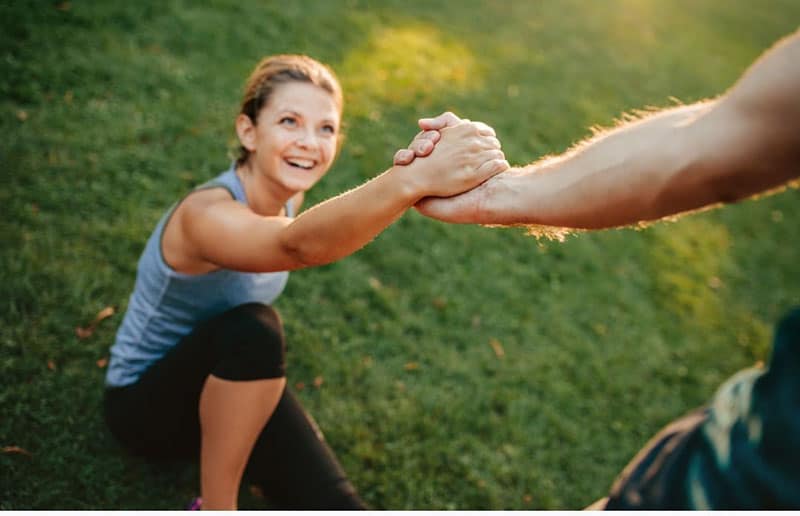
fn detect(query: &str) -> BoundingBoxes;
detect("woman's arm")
[176,121,508,273]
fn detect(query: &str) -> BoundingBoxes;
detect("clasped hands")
[394,112,512,223]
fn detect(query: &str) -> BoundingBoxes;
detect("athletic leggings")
[103,303,366,510]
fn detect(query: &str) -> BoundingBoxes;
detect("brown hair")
[235,54,343,166]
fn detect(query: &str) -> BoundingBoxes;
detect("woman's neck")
[235,162,291,217]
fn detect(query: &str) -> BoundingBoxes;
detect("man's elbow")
[706,158,799,207]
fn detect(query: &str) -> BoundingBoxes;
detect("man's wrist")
[482,168,538,225]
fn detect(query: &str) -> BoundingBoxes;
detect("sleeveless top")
[105,165,293,387]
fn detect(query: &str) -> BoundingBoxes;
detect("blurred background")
[2,0,799,509]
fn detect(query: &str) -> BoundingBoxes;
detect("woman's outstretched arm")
[178,120,508,272]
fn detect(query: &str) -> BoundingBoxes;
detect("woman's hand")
[393,130,441,165]
[393,112,467,165]
[400,118,509,199]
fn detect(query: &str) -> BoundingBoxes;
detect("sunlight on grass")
[646,217,772,359]
[605,0,660,47]
[337,24,482,118]
[647,218,730,324]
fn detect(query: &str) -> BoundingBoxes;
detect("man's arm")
[415,29,800,229]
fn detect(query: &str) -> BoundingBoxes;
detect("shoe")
[186,497,202,511]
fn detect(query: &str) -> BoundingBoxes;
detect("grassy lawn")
[2,0,799,510]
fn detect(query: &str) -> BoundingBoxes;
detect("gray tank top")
[105,165,292,387]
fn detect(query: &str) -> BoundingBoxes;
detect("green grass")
[2,0,799,510]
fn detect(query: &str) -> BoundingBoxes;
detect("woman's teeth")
[286,158,314,170]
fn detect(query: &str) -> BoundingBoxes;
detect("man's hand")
[413,182,489,223]
[414,169,521,224]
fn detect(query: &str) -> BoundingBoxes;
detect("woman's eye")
[321,124,336,135]
[279,117,297,126]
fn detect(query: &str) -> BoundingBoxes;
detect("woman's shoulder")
[161,186,242,275]
[181,166,241,209]
[193,166,243,201]
[179,186,240,222]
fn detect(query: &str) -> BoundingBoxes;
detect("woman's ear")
[235,113,257,152]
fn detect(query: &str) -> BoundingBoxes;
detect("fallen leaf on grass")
[75,306,116,339]
[2,446,32,457]
[295,382,305,391]
[404,362,419,371]
[432,297,447,309]
[16,110,28,122]
[489,338,505,358]
[75,327,93,339]
[96,357,108,368]
[313,376,324,388]
[47,360,56,371]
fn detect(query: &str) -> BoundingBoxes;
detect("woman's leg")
[199,375,285,509]
[104,303,288,508]
[244,388,368,510]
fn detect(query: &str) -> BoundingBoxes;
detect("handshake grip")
[394,111,498,166]
[403,116,507,200]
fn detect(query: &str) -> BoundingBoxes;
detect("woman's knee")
[211,303,287,381]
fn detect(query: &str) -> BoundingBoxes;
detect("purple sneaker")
[186,497,202,511]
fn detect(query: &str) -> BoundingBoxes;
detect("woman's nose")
[295,129,317,149]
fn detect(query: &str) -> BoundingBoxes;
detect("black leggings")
[103,303,366,510]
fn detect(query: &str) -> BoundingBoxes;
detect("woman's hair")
[236,54,343,166]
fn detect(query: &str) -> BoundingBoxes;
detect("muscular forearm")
[493,31,800,230]
[489,102,717,229]
[417,29,800,230]
[486,92,797,230]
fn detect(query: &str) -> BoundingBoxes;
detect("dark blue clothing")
[606,307,800,509]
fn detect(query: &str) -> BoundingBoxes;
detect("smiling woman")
[100,53,508,510]
[234,82,340,218]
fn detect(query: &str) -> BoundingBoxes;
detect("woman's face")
[240,81,341,195]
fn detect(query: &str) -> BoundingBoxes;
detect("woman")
[103,54,507,510]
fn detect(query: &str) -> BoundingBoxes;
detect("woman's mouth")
[285,158,315,170]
